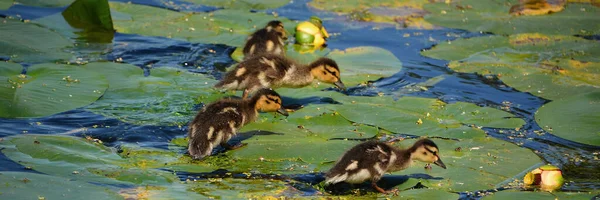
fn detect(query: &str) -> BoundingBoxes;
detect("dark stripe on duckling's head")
[251,88,282,100]
[266,20,284,28]
[309,57,339,71]
[410,138,439,152]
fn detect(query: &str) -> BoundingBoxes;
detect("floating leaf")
[62,0,113,31]
[0,19,73,63]
[327,46,403,86]
[421,34,600,100]
[308,0,435,29]
[13,0,73,7]
[329,92,525,138]
[0,0,13,9]
[183,0,290,10]
[0,172,121,199]
[83,62,224,126]
[0,134,177,185]
[424,0,600,35]
[483,190,597,200]
[536,92,600,146]
[109,2,293,47]
[0,62,107,118]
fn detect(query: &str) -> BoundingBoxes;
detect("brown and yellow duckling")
[215,54,346,98]
[324,139,446,194]
[242,20,287,58]
[188,88,288,160]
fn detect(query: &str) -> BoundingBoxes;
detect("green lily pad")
[393,188,459,199]
[424,0,600,35]
[327,46,403,86]
[398,137,541,192]
[421,34,600,100]
[183,0,290,10]
[62,0,114,31]
[13,0,73,7]
[0,62,107,118]
[0,1,13,9]
[83,62,224,126]
[483,190,598,200]
[0,172,121,200]
[536,92,600,146]
[329,92,525,139]
[0,19,73,63]
[308,0,435,29]
[0,134,177,185]
[109,2,293,47]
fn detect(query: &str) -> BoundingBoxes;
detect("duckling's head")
[309,57,345,90]
[410,139,446,169]
[265,20,288,40]
[251,88,288,116]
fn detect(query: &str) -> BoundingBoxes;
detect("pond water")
[1,0,599,199]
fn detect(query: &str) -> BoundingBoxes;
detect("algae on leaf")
[109,2,293,47]
[424,0,600,35]
[83,62,224,126]
[0,62,107,118]
[0,172,121,200]
[0,19,73,63]
[483,190,597,200]
[536,92,600,146]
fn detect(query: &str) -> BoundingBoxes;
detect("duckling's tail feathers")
[324,173,348,185]
[188,137,212,160]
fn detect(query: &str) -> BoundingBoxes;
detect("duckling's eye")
[322,71,327,75]
[423,152,427,156]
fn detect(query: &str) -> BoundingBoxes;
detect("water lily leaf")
[536,92,600,146]
[329,93,524,139]
[62,0,114,31]
[0,1,13,9]
[421,34,600,100]
[483,190,597,200]
[109,2,293,47]
[398,137,542,192]
[394,188,459,199]
[424,0,600,35]
[0,19,73,63]
[0,134,177,185]
[0,172,121,199]
[308,0,435,29]
[13,0,73,7]
[183,0,289,10]
[327,46,403,86]
[83,62,224,126]
[0,62,107,118]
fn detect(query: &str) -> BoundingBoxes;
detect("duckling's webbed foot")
[222,142,247,150]
[371,182,399,195]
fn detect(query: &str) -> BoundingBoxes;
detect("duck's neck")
[240,98,260,125]
[389,147,415,172]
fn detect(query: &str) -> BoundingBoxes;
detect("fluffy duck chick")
[215,54,345,98]
[325,139,446,193]
[243,20,287,58]
[188,88,288,160]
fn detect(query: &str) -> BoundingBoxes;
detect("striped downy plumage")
[187,88,288,160]
[324,139,446,194]
[242,20,287,58]
[215,54,345,98]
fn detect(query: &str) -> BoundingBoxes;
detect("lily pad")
[0,172,121,200]
[483,190,598,200]
[308,0,435,29]
[82,62,223,126]
[327,46,403,86]
[13,0,73,7]
[424,0,600,35]
[329,92,525,139]
[536,92,600,146]
[0,134,177,185]
[183,0,290,10]
[109,2,293,47]
[0,62,107,118]
[421,34,600,100]
[398,137,542,192]
[0,19,73,63]
[0,1,12,9]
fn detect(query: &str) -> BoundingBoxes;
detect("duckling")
[242,20,287,58]
[188,88,288,160]
[215,54,345,99]
[324,139,446,194]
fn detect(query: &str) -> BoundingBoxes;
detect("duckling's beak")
[277,108,289,116]
[334,80,346,90]
[434,157,447,169]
